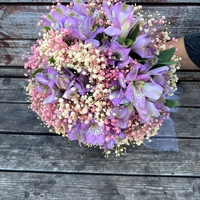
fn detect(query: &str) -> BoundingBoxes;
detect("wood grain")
[0,0,199,199]
[0,40,35,66]
[0,172,199,200]
[0,103,48,133]
[0,103,199,138]
[177,82,200,107]
[0,5,200,39]
[0,134,200,176]
[177,71,200,81]
[0,67,25,77]
[0,78,27,103]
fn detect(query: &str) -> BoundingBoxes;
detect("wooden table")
[0,0,200,199]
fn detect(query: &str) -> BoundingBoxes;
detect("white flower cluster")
[57,43,113,130]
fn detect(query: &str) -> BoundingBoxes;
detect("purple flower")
[67,119,107,146]
[42,0,103,46]
[109,89,129,106]
[42,5,70,29]
[103,39,132,68]
[85,124,106,146]
[64,15,103,46]
[103,2,141,38]
[154,93,170,112]
[72,0,88,16]
[62,73,89,99]
[132,32,153,58]
[103,131,126,152]
[126,63,140,81]
[125,81,163,122]
[35,67,88,104]
[35,68,61,104]
[67,121,89,142]
[110,105,135,129]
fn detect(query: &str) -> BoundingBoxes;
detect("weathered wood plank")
[0,134,200,176]
[0,77,200,107]
[0,40,35,66]
[0,103,49,133]
[0,172,199,200]
[177,71,200,81]
[0,103,199,137]
[177,82,200,107]
[0,78,27,103]
[170,109,200,138]
[0,5,200,39]
[0,67,25,77]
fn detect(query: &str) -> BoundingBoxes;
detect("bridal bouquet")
[24,0,181,156]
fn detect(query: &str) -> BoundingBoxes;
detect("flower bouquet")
[24,0,181,156]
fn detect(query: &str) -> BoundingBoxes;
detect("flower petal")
[62,88,76,99]
[135,74,150,82]
[86,39,100,47]
[97,135,106,146]
[43,93,56,104]
[117,118,128,129]
[136,106,150,122]
[126,83,145,108]
[146,100,160,117]
[118,72,126,88]
[106,139,115,149]
[104,26,122,36]
[126,64,140,81]
[149,66,169,75]
[153,75,167,87]
[35,74,49,85]
[143,82,163,101]
[111,107,127,119]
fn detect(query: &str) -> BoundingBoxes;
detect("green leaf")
[30,68,45,78]
[117,138,123,143]
[158,47,176,64]
[118,37,126,46]
[127,24,140,42]
[49,57,55,64]
[157,61,178,65]
[125,39,134,47]
[153,61,178,68]
[110,86,116,90]
[94,33,102,42]
[165,99,180,108]
[44,26,51,32]
[47,14,56,23]
[63,39,71,46]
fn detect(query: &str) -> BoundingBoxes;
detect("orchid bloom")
[68,121,106,146]
[132,32,153,58]
[103,2,141,39]
[102,39,132,68]
[64,14,104,46]
[42,5,70,29]
[35,67,90,104]
[62,0,103,46]
[43,0,103,46]
[85,124,106,146]
[125,81,163,122]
